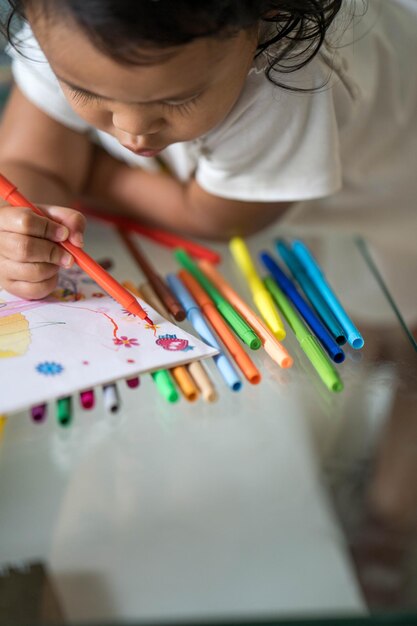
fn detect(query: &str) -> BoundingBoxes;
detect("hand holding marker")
[0,174,153,326]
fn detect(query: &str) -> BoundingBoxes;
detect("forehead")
[30,11,251,102]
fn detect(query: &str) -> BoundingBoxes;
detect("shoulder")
[194,56,345,202]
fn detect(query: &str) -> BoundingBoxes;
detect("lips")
[122,144,163,157]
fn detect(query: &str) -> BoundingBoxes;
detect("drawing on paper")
[0,265,218,414]
[156,334,194,352]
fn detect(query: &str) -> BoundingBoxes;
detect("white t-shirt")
[6,0,417,316]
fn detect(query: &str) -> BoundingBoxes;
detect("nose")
[112,107,163,138]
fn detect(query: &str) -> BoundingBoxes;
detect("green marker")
[264,277,343,393]
[56,396,73,426]
[151,370,179,403]
[174,248,261,350]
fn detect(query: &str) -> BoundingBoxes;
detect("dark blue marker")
[259,251,345,364]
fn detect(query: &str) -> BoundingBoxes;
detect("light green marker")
[264,277,343,393]
[151,370,179,403]
[174,248,261,350]
[56,396,72,426]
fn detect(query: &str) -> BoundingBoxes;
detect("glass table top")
[0,221,416,626]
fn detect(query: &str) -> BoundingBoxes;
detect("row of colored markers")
[19,216,364,427]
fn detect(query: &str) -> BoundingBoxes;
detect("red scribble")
[100,311,122,341]
[57,303,122,341]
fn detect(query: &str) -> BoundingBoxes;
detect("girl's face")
[31,14,259,156]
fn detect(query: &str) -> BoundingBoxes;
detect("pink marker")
[80,390,95,409]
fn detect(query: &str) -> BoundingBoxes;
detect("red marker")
[78,204,221,264]
[0,174,154,326]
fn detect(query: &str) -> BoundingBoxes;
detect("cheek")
[67,99,112,129]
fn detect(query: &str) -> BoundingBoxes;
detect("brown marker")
[118,229,186,321]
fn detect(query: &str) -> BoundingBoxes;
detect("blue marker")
[167,274,242,391]
[291,240,364,349]
[276,240,347,345]
[259,252,345,364]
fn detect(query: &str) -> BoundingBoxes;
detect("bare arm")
[85,146,292,240]
[0,86,93,298]
[0,85,93,204]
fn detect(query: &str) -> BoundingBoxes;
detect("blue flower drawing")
[36,361,64,376]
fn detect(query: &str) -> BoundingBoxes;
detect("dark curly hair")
[2,0,344,89]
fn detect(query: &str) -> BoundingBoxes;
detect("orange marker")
[0,174,153,325]
[178,270,261,385]
[170,367,199,402]
[198,261,293,369]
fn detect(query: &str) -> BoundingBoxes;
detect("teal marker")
[276,240,347,345]
[174,249,261,350]
[292,240,364,349]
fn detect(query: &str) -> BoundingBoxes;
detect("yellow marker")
[229,237,286,340]
[0,415,6,437]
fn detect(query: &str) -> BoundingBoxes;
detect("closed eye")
[66,83,202,112]
[161,94,202,114]
[67,86,102,106]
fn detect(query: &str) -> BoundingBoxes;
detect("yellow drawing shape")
[0,311,31,358]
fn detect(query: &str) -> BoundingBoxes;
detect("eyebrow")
[56,75,204,104]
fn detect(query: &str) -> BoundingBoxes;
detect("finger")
[2,274,59,300]
[0,232,73,266]
[40,205,86,247]
[0,258,59,283]
[0,206,70,243]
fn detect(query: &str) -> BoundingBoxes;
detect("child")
[0,0,416,307]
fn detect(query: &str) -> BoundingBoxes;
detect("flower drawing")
[155,334,193,352]
[113,336,139,348]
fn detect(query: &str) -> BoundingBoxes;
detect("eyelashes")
[68,87,201,114]
[69,88,102,106]
[161,95,200,115]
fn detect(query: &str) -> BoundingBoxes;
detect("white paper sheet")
[0,265,217,414]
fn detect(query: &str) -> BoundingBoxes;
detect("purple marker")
[31,404,47,423]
